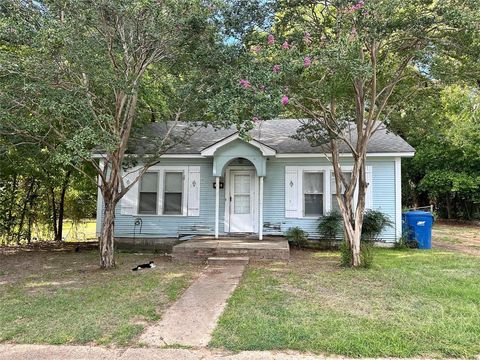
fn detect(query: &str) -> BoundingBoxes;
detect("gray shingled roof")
[131,119,414,155]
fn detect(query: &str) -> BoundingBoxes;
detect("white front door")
[229,170,255,232]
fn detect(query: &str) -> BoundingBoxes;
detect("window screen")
[233,174,251,214]
[138,172,158,214]
[304,172,323,216]
[164,172,183,215]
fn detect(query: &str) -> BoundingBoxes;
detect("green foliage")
[391,84,480,220]
[285,226,308,249]
[361,210,394,242]
[339,241,374,269]
[318,210,343,241]
[330,209,392,267]
[394,233,418,250]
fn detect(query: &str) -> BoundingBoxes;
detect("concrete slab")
[139,264,245,347]
[1,344,430,360]
[173,237,290,262]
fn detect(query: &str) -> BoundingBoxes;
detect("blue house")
[95,119,414,247]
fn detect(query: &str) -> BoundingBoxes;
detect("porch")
[172,236,290,263]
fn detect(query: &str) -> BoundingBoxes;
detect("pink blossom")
[347,0,365,13]
[303,56,312,67]
[252,116,259,123]
[281,95,289,106]
[282,41,290,49]
[272,64,281,73]
[239,79,252,89]
[304,32,312,45]
[267,34,275,45]
[252,46,262,54]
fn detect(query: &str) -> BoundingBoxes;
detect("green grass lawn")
[210,248,480,358]
[62,220,97,241]
[0,251,201,346]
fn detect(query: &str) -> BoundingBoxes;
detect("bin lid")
[403,210,434,219]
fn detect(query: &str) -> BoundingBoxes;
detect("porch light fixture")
[213,181,224,189]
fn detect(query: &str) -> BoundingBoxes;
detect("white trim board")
[276,152,415,158]
[92,151,414,159]
[394,157,402,241]
[200,133,277,156]
[95,159,105,237]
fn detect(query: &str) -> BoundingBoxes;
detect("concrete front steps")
[172,237,290,263]
[207,256,250,266]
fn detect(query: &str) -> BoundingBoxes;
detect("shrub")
[340,241,374,268]
[318,210,343,241]
[394,233,419,249]
[285,226,308,248]
[361,209,394,241]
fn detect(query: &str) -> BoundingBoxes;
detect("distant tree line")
[0,146,96,245]
[390,84,480,220]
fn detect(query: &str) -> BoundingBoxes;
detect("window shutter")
[187,166,201,216]
[285,167,299,218]
[121,169,139,215]
[365,166,373,209]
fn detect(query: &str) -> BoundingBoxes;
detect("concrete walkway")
[0,344,388,360]
[140,264,245,347]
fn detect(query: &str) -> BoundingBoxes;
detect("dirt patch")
[0,241,98,256]
[0,250,172,287]
[432,223,480,256]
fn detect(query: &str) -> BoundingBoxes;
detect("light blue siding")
[112,158,226,237]
[263,157,397,241]
[105,156,398,242]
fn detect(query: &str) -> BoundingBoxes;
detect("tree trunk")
[17,178,35,245]
[331,141,367,268]
[100,196,116,269]
[56,171,71,242]
[445,194,452,219]
[6,174,17,243]
[49,186,59,241]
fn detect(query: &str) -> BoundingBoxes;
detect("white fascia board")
[275,152,415,158]
[200,133,277,156]
[91,153,205,159]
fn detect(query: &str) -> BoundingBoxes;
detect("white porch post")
[259,176,264,240]
[394,157,402,241]
[215,176,220,239]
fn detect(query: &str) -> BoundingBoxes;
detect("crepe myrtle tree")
[0,0,222,268]
[211,0,478,266]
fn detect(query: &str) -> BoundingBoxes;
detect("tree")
[390,84,480,219]
[1,0,222,267]
[210,0,479,266]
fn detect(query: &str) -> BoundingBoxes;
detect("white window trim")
[138,171,160,215]
[137,166,189,217]
[286,165,372,219]
[301,169,327,218]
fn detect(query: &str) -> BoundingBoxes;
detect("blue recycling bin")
[402,211,434,249]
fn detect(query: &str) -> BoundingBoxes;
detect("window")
[163,172,183,215]
[233,174,251,214]
[303,172,323,216]
[138,172,158,214]
[331,171,352,212]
